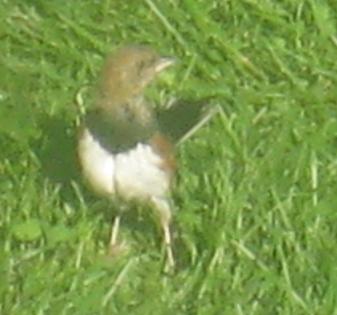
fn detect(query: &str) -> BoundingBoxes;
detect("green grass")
[1,0,337,314]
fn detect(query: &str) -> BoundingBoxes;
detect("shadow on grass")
[37,115,78,184]
[32,113,90,209]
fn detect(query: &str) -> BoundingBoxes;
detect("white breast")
[78,128,116,196]
[114,142,171,200]
[78,128,171,201]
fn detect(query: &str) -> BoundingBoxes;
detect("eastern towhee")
[78,46,177,268]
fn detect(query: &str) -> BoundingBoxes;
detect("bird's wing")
[156,100,212,145]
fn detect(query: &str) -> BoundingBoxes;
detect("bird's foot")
[163,246,175,273]
[108,240,129,258]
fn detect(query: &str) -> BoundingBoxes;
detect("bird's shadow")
[35,114,82,203]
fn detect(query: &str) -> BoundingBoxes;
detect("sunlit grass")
[1,1,337,314]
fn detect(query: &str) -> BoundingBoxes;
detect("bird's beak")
[154,57,176,73]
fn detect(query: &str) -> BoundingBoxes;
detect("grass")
[1,0,337,314]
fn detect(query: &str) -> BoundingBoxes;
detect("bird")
[77,45,177,268]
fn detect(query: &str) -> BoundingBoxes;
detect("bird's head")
[99,46,175,107]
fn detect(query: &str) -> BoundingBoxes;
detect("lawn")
[1,0,337,314]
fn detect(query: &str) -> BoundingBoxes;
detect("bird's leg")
[162,219,174,269]
[108,213,129,257]
[110,214,121,246]
[151,196,175,269]
[108,202,130,257]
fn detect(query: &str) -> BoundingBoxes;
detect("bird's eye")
[138,60,147,71]
[136,60,150,78]
[138,58,151,71]
[135,56,157,82]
